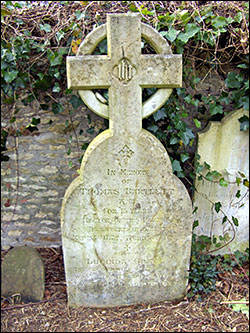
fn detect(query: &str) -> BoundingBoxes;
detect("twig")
[220,300,249,305]
[1,295,65,311]
[229,249,249,282]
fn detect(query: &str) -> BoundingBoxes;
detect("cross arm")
[67,55,111,89]
[139,54,182,88]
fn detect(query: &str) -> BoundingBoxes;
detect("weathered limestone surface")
[1,246,45,303]
[61,14,193,307]
[193,109,249,254]
[1,99,102,249]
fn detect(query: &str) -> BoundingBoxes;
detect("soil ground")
[1,247,249,332]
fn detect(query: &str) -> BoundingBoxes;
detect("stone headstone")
[61,13,193,307]
[1,246,45,303]
[193,109,249,255]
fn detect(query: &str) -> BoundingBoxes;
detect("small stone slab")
[1,246,45,303]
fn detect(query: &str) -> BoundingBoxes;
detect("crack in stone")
[94,247,108,272]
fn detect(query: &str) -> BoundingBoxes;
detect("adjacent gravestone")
[193,109,249,255]
[61,13,193,307]
[1,246,45,303]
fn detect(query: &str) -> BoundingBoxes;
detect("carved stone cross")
[67,13,182,137]
[61,13,193,308]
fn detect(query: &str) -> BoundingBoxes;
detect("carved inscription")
[113,58,136,83]
[62,165,171,280]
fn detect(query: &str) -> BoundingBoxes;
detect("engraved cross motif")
[67,13,182,138]
[119,145,134,159]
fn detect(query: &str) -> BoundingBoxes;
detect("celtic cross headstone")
[61,13,193,307]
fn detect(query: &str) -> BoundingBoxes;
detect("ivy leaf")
[56,30,65,43]
[236,177,242,186]
[211,16,228,28]
[222,216,227,224]
[235,11,243,23]
[147,125,158,133]
[215,202,222,213]
[180,153,189,162]
[50,55,63,67]
[236,190,241,198]
[193,220,199,229]
[161,27,180,42]
[210,103,223,116]
[69,95,84,109]
[75,10,85,20]
[153,108,166,121]
[205,171,213,181]
[52,102,63,114]
[177,10,191,24]
[81,143,89,150]
[219,91,230,104]
[238,115,249,131]
[194,118,201,128]
[52,82,61,92]
[177,24,199,43]
[219,178,229,187]
[30,117,40,126]
[179,128,195,145]
[172,159,182,173]
[225,72,243,89]
[204,162,211,170]
[232,216,239,227]
[211,170,222,178]
[3,70,18,83]
[40,23,51,33]
[170,137,179,145]
[230,300,249,318]
[86,127,94,134]
[238,96,249,111]
[237,63,248,69]
[243,179,249,188]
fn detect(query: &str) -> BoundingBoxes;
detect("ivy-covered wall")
[1,1,249,250]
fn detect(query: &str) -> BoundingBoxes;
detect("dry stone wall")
[1,97,105,249]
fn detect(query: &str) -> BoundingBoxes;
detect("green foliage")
[188,234,219,297]
[223,249,249,270]
[229,299,249,318]
[189,230,249,298]
[238,115,249,131]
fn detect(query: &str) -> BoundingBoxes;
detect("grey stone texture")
[1,246,45,303]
